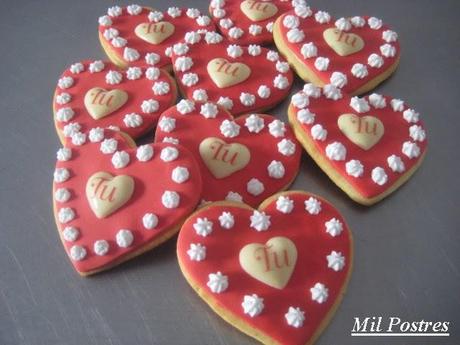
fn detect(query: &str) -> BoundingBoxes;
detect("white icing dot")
[335,17,351,31]
[160,147,179,162]
[310,282,329,303]
[62,226,79,242]
[152,81,170,95]
[277,139,296,156]
[174,56,194,72]
[136,145,154,162]
[105,70,123,85]
[69,245,86,261]
[327,251,345,271]
[311,124,327,141]
[240,93,255,107]
[227,44,243,58]
[62,123,81,138]
[192,89,208,102]
[351,63,369,79]
[187,243,206,261]
[368,93,387,109]
[257,85,271,99]
[116,229,134,248]
[248,44,261,56]
[193,218,213,237]
[383,30,398,43]
[142,213,159,230]
[387,155,405,173]
[145,67,160,80]
[145,52,160,66]
[161,191,180,208]
[345,160,364,177]
[247,178,264,196]
[177,99,195,114]
[217,97,233,110]
[297,108,316,125]
[123,47,140,62]
[182,73,199,87]
[380,44,396,58]
[89,61,105,73]
[94,240,109,256]
[218,212,234,229]
[88,128,104,142]
[314,57,330,71]
[58,207,75,224]
[267,160,285,179]
[55,188,71,203]
[55,92,71,105]
[220,120,240,138]
[141,99,159,113]
[305,197,321,215]
[391,99,405,112]
[326,142,346,161]
[207,271,228,293]
[301,42,317,58]
[287,28,305,43]
[100,138,118,154]
[273,74,289,90]
[245,114,265,133]
[403,109,419,123]
[126,4,142,15]
[159,117,176,133]
[171,166,189,183]
[368,53,384,68]
[57,147,72,161]
[368,17,383,30]
[242,294,264,317]
[56,107,75,123]
[409,125,426,142]
[402,141,421,159]
[123,113,143,128]
[54,168,70,183]
[371,167,388,185]
[325,218,343,237]
[58,76,74,89]
[126,67,142,80]
[315,11,331,24]
[323,84,342,100]
[250,210,271,231]
[276,195,294,214]
[285,307,305,328]
[330,72,348,88]
[228,27,244,39]
[350,96,370,113]
[111,151,130,168]
[225,191,243,203]
[200,103,218,119]
[71,132,86,146]
[268,120,286,138]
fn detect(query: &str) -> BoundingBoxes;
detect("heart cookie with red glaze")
[288,84,428,205]
[209,0,299,45]
[273,8,400,95]
[98,5,215,69]
[154,100,301,207]
[170,31,294,115]
[53,60,176,144]
[177,191,353,345]
[52,129,202,275]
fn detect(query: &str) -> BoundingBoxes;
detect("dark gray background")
[0,0,459,344]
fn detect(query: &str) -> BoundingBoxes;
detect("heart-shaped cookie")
[170,32,294,115]
[209,0,299,45]
[288,84,428,205]
[273,8,400,95]
[154,101,301,207]
[97,5,215,69]
[177,191,353,345]
[53,60,176,144]
[52,129,202,275]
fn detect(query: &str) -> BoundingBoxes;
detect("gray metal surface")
[0,0,459,344]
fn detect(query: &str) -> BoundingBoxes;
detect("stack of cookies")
[51,2,428,344]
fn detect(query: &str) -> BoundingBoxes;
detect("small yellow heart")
[239,237,297,289]
[323,28,365,56]
[134,21,175,45]
[199,137,251,179]
[338,114,384,150]
[84,88,128,120]
[86,172,134,219]
[240,0,278,22]
[207,58,251,88]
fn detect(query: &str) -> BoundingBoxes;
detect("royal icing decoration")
[53,129,202,275]
[98,6,215,68]
[170,35,294,115]
[274,11,400,94]
[155,103,301,207]
[209,0,303,45]
[288,87,428,204]
[53,60,176,143]
[177,191,352,345]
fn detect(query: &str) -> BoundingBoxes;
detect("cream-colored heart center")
[323,28,365,56]
[240,0,278,21]
[239,237,297,289]
[207,58,251,88]
[134,21,175,44]
[199,137,250,179]
[84,88,128,120]
[86,172,134,219]
[338,114,384,150]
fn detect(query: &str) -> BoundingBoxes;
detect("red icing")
[209,0,294,45]
[177,191,352,345]
[53,60,176,141]
[98,7,215,68]
[171,38,294,115]
[290,90,428,199]
[53,130,202,274]
[276,12,401,94]
[154,104,301,207]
